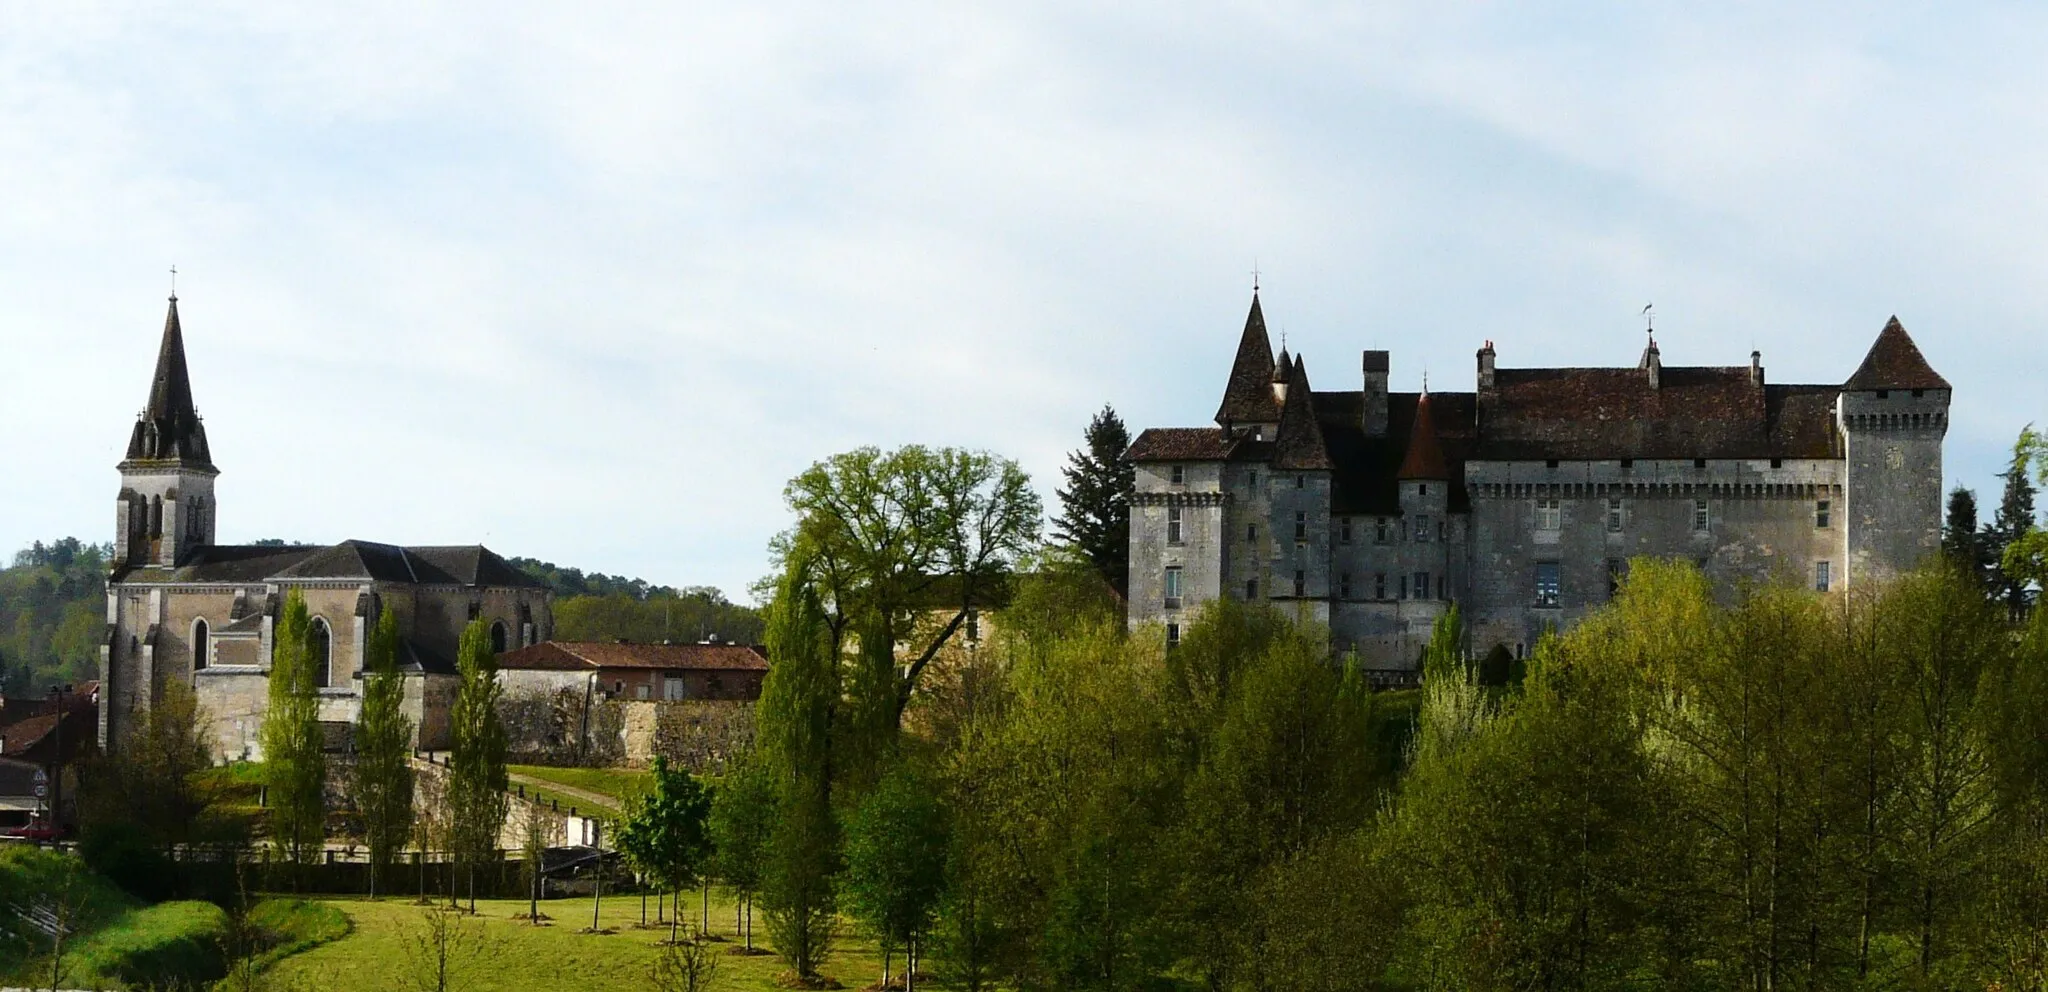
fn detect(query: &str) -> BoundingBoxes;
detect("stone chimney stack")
[1362,350,1389,436]
[1751,350,1763,386]
[1640,337,1661,389]
[1477,341,1496,392]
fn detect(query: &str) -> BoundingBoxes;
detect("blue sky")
[3,3,2042,600]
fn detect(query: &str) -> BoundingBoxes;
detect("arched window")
[192,618,209,672]
[309,617,333,689]
[490,621,508,655]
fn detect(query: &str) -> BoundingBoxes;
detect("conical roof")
[1398,391,1450,480]
[1272,345,1291,383]
[1272,354,1332,470]
[1214,292,1283,425]
[123,296,214,469]
[1844,316,1949,390]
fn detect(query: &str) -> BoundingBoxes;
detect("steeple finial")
[1251,259,1260,295]
[169,264,178,300]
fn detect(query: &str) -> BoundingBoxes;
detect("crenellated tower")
[115,296,218,568]
[1838,316,1949,582]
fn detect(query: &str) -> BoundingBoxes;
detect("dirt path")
[503,770,620,814]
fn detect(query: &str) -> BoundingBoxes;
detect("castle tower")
[1214,291,1283,441]
[115,296,218,568]
[1838,316,1949,582]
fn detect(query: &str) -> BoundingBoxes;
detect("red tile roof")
[1397,393,1450,480]
[1844,317,1949,391]
[498,641,768,673]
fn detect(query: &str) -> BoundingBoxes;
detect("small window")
[1439,520,1447,541]
[1693,499,1710,532]
[1246,579,1258,600]
[1536,498,1561,531]
[1296,474,1306,489]
[636,683,651,700]
[1375,518,1389,544]
[1167,506,1184,545]
[1815,500,1831,529]
[1546,459,1559,469]
[1340,572,1352,599]
[1246,523,1257,542]
[1876,390,1889,399]
[1606,558,1625,598]
[1294,511,1307,541]
[1340,518,1353,544]
[1770,458,1783,469]
[1374,573,1387,599]
[1535,562,1561,607]
[1294,570,1306,597]
[1248,469,1258,486]
[1694,458,1707,469]
[490,620,508,654]
[1619,458,1634,471]
[1164,567,1183,609]
[1170,464,1185,484]
[1413,571,1430,601]
[1606,498,1624,533]
[614,680,624,695]
[1419,483,1429,496]
[1816,561,1831,593]
[1166,623,1181,649]
[1415,514,1431,542]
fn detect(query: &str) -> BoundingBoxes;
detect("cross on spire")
[1251,260,1261,294]
[169,264,178,300]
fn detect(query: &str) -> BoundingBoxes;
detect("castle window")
[1246,523,1257,542]
[1246,579,1258,600]
[1170,464,1185,485]
[1375,573,1387,599]
[1167,623,1182,649]
[1535,562,1561,607]
[1400,575,1409,599]
[1294,512,1307,541]
[309,617,333,689]
[1693,499,1711,532]
[1546,459,1559,469]
[1607,498,1624,532]
[192,618,209,672]
[1341,518,1352,544]
[1164,567,1183,609]
[1815,500,1831,529]
[1912,389,1925,398]
[1536,498,1561,531]
[1770,458,1783,469]
[1413,571,1430,601]
[1607,559,1625,598]
[1420,483,1429,496]
[1294,570,1306,597]
[1815,561,1831,593]
[1620,459,1634,471]
[1375,518,1389,544]
[1876,390,1889,399]
[1248,469,1258,486]
[1439,520,1447,541]
[1438,574,1446,599]
[1340,572,1352,599]
[1167,507,1184,545]
[490,621,508,654]
[1296,474,1305,489]
[1415,515,1431,542]
[1694,458,1707,469]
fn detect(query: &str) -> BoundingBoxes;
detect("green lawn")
[269,888,890,992]
[508,765,656,807]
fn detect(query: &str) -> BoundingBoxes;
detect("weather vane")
[1642,302,1654,333]
[1251,260,1261,294]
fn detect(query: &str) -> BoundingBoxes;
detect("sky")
[2,3,2043,601]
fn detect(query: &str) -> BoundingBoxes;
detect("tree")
[616,756,713,945]
[1989,431,2041,621]
[517,799,562,925]
[349,608,415,900]
[1945,485,1987,582]
[844,765,949,990]
[1052,405,1134,595]
[261,589,327,885]
[756,564,840,980]
[775,445,1041,737]
[709,748,777,951]
[447,619,510,912]
[402,907,497,992]
[649,934,721,992]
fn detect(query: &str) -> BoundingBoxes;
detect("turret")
[1214,291,1282,440]
[115,296,218,568]
[1838,316,1949,581]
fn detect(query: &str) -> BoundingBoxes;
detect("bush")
[69,899,230,988]
[80,818,178,901]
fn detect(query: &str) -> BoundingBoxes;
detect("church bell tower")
[115,295,218,568]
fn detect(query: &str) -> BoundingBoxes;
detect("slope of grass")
[269,889,885,992]
[66,899,230,988]
[508,765,653,806]
[0,844,140,982]
[246,898,353,971]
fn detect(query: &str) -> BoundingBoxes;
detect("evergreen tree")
[1052,405,1135,595]
[348,608,415,899]
[1988,438,2040,621]
[261,589,327,884]
[1945,485,1987,584]
[757,563,841,980]
[447,619,510,911]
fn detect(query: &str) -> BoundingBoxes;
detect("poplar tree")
[349,607,415,899]
[1052,405,1135,595]
[757,564,840,981]
[261,589,327,885]
[447,618,510,912]
[708,749,777,951]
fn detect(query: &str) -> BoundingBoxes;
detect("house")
[0,683,99,834]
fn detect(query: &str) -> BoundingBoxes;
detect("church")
[100,296,554,759]
[1126,292,1949,673]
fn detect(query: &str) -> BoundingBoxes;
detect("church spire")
[124,295,213,469]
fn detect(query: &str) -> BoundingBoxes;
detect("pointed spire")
[1845,316,1949,390]
[1273,345,1291,382]
[1215,290,1283,426]
[1272,354,1332,470]
[1398,392,1450,480]
[123,296,214,469]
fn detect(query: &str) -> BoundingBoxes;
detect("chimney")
[1750,350,1763,386]
[1362,350,1390,436]
[1640,337,1661,389]
[1477,341,1496,392]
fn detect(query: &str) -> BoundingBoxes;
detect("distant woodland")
[0,539,760,695]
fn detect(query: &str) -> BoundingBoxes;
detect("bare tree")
[403,908,498,992]
[519,799,563,924]
[649,932,722,992]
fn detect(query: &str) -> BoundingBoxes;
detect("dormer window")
[1170,464,1185,485]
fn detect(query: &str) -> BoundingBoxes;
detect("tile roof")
[1272,355,1334,470]
[1475,365,1839,460]
[498,641,770,673]
[123,296,215,471]
[1213,293,1283,425]
[1127,427,1238,462]
[1397,393,1450,479]
[1844,317,1950,391]
[114,541,545,589]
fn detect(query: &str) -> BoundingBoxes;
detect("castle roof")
[1272,354,1334,470]
[1214,293,1283,425]
[1397,392,1450,480]
[1844,316,1949,391]
[498,641,769,673]
[110,539,546,589]
[123,296,214,471]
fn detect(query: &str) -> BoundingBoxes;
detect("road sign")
[33,785,46,798]
[31,769,46,785]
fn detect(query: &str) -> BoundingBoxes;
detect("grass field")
[268,888,889,992]
[508,765,655,805]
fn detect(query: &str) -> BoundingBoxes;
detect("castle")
[1126,292,1949,670]
[100,296,554,759]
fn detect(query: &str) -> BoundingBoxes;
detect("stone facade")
[100,297,552,760]
[1128,294,1950,671]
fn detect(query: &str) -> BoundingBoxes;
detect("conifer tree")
[1989,437,2040,620]
[1052,405,1135,595]
[261,589,327,884]
[447,619,510,911]
[1945,486,1987,584]
[349,607,414,899]
[757,563,840,980]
